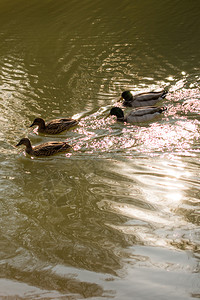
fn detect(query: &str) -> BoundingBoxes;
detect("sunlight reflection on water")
[96,152,198,254]
[69,86,200,158]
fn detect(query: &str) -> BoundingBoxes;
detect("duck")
[109,106,167,123]
[16,138,71,157]
[121,90,168,107]
[30,117,78,134]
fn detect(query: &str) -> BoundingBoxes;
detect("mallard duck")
[16,138,71,156]
[121,90,168,107]
[30,117,78,134]
[109,106,167,123]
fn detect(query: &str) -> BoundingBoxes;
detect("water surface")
[0,0,200,299]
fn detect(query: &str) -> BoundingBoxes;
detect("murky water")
[0,0,200,299]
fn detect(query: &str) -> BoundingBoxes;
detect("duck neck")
[117,116,124,122]
[38,119,46,130]
[25,140,33,154]
[116,110,125,122]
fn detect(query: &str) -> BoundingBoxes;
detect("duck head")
[16,138,31,147]
[121,91,133,101]
[30,118,45,128]
[110,107,124,120]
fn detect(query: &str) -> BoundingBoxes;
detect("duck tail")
[161,90,168,98]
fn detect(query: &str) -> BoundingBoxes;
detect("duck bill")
[29,123,34,127]
[105,113,111,118]
[117,96,123,102]
[16,142,21,147]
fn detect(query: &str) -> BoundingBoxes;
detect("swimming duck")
[109,106,167,123]
[16,138,71,157]
[30,117,78,134]
[121,90,168,107]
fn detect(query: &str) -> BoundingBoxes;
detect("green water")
[0,0,200,299]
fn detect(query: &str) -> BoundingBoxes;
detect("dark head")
[30,118,45,128]
[110,107,124,120]
[16,138,31,147]
[121,91,133,102]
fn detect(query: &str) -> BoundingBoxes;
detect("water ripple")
[0,1,200,298]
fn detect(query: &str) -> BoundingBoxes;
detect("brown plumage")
[30,117,78,134]
[16,138,71,157]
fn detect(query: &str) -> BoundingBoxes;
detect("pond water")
[0,0,200,299]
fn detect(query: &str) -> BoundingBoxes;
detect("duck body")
[110,106,167,123]
[16,138,71,157]
[121,90,168,107]
[30,117,78,134]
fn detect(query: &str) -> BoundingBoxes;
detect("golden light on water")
[97,152,194,249]
[97,135,195,248]
[165,192,183,204]
[134,119,199,154]
[17,85,200,160]
[70,86,200,157]
[73,119,199,156]
[102,200,175,226]
[1,1,200,298]
[100,197,190,249]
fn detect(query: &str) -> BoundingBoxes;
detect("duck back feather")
[30,118,78,134]
[125,106,166,123]
[16,138,71,156]
[122,90,168,107]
